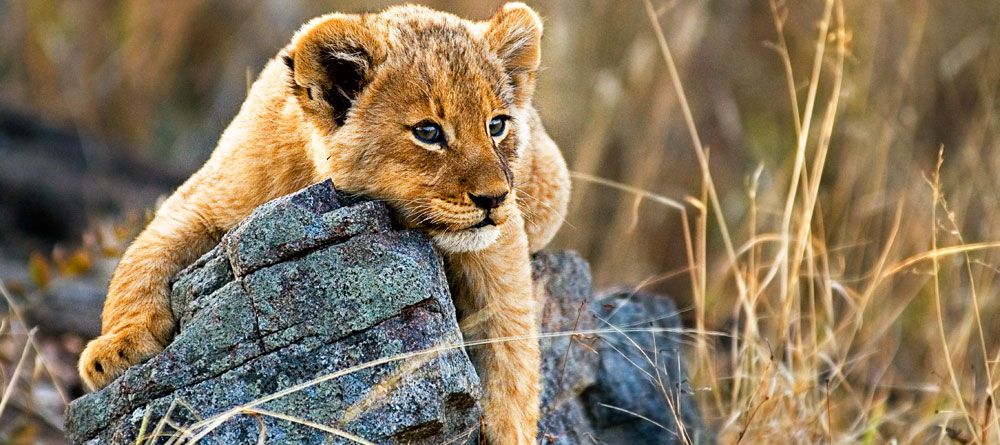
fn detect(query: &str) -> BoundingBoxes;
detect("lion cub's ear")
[484,2,543,104]
[286,14,386,126]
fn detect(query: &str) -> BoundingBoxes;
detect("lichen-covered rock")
[64,181,708,445]
[65,181,481,444]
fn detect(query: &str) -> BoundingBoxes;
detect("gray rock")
[583,289,710,445]
[533,251,599,411]
[532,267,710,445]
[220,181,391,277]
[533,251,600,445]
[65,181,481,444]
[64,180,708,444]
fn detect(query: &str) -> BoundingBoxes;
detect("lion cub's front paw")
[78,329,164,391]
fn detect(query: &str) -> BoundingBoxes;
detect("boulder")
[583,289,710,445]
[65,181,707,444]
[65,181,481,444]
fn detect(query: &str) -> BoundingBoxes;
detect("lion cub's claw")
[78,329,164,391]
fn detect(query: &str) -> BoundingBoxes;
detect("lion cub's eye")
[488,116,508,138]
[412,122,445,145]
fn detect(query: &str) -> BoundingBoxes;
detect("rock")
[532,272,709,445]
[582,289,710,445]
[65,181,482,444]
[533,251,599,410]
[64,180,708,444]
[532,251,600,444]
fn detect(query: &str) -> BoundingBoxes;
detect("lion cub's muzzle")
[429,190,514,254]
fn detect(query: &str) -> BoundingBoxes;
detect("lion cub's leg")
[78,196,219,390]
[447,212,540,444]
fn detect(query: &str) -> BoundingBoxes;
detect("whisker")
[515,187,575,229]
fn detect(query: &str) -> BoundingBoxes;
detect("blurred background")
[2,0,999,443]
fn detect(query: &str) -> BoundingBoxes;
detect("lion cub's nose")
[468,191,508,209]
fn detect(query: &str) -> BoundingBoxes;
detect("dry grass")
[561,0,1000,442]
[622,0,1000,442]
[0,282,73,444]
[3,0,1000,443]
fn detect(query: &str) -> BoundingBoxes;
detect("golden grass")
[623,0,1000,442]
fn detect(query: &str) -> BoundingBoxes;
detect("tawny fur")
[78,3,569,444]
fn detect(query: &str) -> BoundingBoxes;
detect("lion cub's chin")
[431,225,502,253]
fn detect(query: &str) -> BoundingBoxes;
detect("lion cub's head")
[283,3,543,253]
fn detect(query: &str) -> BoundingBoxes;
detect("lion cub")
[78,3,569,443]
